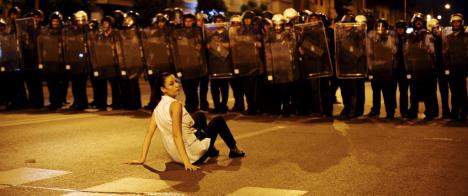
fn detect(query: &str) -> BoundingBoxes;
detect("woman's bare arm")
[126,112,158,165]
[170,101,200,171]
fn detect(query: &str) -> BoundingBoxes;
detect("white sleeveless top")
[154,95,211,164]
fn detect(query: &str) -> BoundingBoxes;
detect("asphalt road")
[0,81,467,195]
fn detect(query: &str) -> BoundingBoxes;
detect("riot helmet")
[355,14,367,24]
[183,13,196,28]
[242,10,256,26]
[299,10,312,23]
[151,13,168,28]
[49,11,63,29]
[213,14,226,23]
[283,8,299,24]
[450,13,464,31]
[73,10,88,26]
[272,14,285,32]
[172,7,184,26]
[375,18,389,34]
[111,10,125,29]
[88,19,99,31]
[230,15,242,26]
[123,10,140,28]
[340,14,356,23]
[262,11,274,20]
[8,6,21,19]
[411,12,426,30]
[308,12,322,23]
[101,16,115,32]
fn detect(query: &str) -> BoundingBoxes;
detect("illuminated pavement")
[0,81,467,195]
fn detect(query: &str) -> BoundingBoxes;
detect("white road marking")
[333,121,350,137]
[0,111,134,127]
[227,186,308,196]
[422,137,461,142]
[65,177,181,195]
[235,126,286,140]
[0,167,70,186]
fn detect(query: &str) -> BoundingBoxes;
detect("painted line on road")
[235,126,287,140]
[0,111,134,127]
[422,137,462,142]
[0,167,71,186]
[227,186,307,196]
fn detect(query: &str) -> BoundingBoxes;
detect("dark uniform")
[394,20,410,118]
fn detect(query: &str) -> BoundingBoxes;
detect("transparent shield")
[116,28,144,79]
[140,28,173,76]
[62,26,89,74]
[229,26,262,76]
[0,33,20,72]
[366,30,396,81]
[204,23,234,79]
[87,31,119,78]
[335,23,368,79]
[37,28,62,74]
[15,17,37,70]
[171,28,207,80]
[295,21,333,78]
[442,27,468,73]
[264,28,298,83]
[404,33,434,81]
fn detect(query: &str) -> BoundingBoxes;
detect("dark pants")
[4,72,28,109]
[320,77,333,117]
[409,78,437,118]
[436,72,450,117]
[230,77,244,112]
[271,82,294,115]
[199,76,209,110]
[24,70,44,108]
[210,78,229,112]
[182,78,201,113]
[46,74,67,109]
[396,74,409,117]
[92,78,108,109]
[340,79,365,117]
[369,79,397,117]
[121,78,141,110]
[146,74,162,109]
[449,73,467,120]
[109,77,122,109]
[240,76,258,114]
[71,73,89,109]
[60,74,70,104]
[192,112,237,164]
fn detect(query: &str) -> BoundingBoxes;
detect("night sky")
[407,0,468,25]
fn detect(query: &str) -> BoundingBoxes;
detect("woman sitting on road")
[126,72,245,171]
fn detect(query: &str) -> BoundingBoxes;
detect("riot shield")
[87,31,119,78]
[404,33,434,82]
[264,28,298,84]
[295,21,333,78]
[170,28,207,80]
[442,27,468,74]
[0,33,20,73]
[335,23,367,79]
[229,26,262,76]
[62,26,89,74]
[140,28,173,76]
[366,30,396,82]
[115,28,144,79]
[204,23,234,79]
[15,17,37,70]
[37,28,63,74]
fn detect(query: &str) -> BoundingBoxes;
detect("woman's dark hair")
[154,72,174,106]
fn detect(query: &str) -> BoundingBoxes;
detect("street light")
[437,15,442,20]
[427,14,432,20]
[445,3,451,10]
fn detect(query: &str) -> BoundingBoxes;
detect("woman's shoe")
[229,150,245,158]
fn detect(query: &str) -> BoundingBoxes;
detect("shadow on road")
[142,158,242,192]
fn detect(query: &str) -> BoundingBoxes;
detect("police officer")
[366,18,397,119]
[428,18,450,119]
[195,12,210,111]
[3,6,29,109]
[444,13,467,121]
[394,20,410,118]
[228,15,245,113]
[118,11,143,110]
[40,11,66,110]
[142,13,173,110]
[66,10,90,110]
[407,13,437,120]
[207,14,232,113]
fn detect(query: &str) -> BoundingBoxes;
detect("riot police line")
[0,7,467,121]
